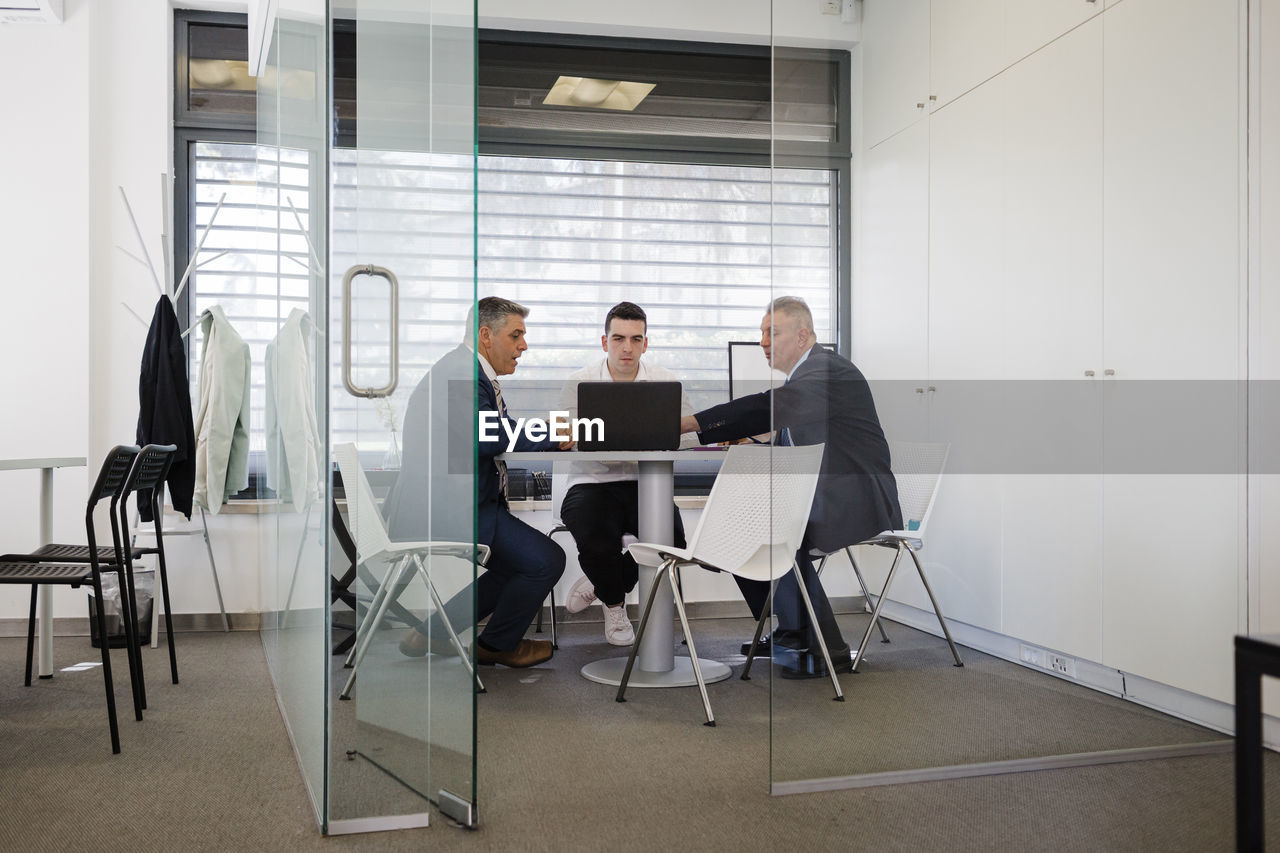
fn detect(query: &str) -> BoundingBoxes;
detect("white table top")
[0,457,87,471]
[501,448,727,462]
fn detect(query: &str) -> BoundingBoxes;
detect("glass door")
[259,0,479,833]
[328,0,479,830]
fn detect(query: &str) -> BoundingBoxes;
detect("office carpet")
[0,624,1271,851]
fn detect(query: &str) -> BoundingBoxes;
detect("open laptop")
[576,381,682,451]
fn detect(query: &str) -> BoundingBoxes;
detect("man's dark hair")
[605,301,647,335]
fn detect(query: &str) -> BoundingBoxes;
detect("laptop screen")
[576,381,682,451]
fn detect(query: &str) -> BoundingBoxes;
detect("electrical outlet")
[1048,653,1077,678]
[1019,643,1042,667]
[820,0,841,14]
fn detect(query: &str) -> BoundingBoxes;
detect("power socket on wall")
[1020,643,1077,679]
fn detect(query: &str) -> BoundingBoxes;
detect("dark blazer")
[135,296,196,521]
[383,345,551,547]
[694,346,901,551]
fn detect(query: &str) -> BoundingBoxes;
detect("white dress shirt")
[557,358,697,493]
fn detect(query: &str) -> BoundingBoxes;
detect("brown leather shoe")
[475,638,553,668]
[398,628,431,658]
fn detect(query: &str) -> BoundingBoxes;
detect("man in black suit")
[680,296,901,678]
[390,297,567,668]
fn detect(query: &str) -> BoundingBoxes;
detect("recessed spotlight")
[542,76,656,111]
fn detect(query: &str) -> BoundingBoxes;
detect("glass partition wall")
[257,0,479,833]
[767,0,1239,792]
[252,0,1245,832]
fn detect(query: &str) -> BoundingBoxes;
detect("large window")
[175,12,850,472]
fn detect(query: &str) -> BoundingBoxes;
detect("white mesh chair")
[621,444,840,726]
[823,442,963,673]
[334,443,490,699]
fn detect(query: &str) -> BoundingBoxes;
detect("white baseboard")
[876,600,1260,745]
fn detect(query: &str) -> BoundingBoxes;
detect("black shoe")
[740,628,808,657]
[779,648,854,680]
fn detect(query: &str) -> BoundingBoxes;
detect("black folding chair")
[11,445,180,709]
[0,445,142,753]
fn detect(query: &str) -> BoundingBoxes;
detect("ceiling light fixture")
[542,76,655,111]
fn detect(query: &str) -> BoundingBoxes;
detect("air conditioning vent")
[0,0,63,24]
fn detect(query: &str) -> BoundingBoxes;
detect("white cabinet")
[928,75,1004,381]
[1005,0,1103,68]
[1002,15,1102,381]
[1101,0,1241,382]
[930,0,1004,110]
[856,0,1245,702]
[863,0,929,149]
[999,17,1104,661]
[856,120,930,384]
[1097,0,1243,704]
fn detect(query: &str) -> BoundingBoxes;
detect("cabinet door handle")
[1104,368,1116,376]
[927,385,936,392]
[915,387,925,394]
[928,95,937,102]
[916,102,925,109]
[1084,370,1095,377]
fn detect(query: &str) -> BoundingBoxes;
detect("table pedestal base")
[580,656,733,688]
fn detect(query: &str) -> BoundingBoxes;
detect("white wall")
[0,2,91,619]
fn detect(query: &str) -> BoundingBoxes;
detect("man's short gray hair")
[477,296,529,334]
[767,296,814,333]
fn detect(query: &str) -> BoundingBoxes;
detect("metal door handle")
[1104,368,1115,377]
[342,264,399,398]
[1084,370,1095,377]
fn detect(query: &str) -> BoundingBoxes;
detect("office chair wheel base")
[615,697,626,703]
[339,694,351,701]
[834,695,845,702]
[703,720,716,727]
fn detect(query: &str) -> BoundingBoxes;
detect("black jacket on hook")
[136,295,196,521]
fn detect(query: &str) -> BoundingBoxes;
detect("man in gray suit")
[681,296,901,678]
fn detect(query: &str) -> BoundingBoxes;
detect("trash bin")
[87,569,154,649]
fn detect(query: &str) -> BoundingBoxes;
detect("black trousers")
[734,542,847,654]
[560,481,687,607]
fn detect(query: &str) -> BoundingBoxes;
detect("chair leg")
[340,556,409,699]
[154,521,179,684]
[670,570,716,726]
[845,547,890,644]
[91,577,122,754]
[25,585,37,687]
[793,561,844,701]
[617,560,670,703]
[548,589,558,649]
[415,555,484,694]
[740,581,776,681]
[120,562,147,712]
[905,545,964,667]
[852,545,905,674]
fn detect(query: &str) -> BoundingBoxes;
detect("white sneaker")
[602,603,635,646]
[565,575,597,614]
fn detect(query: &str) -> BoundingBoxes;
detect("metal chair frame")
[333,443,490,699]
[744,441,963,674]
[619,444,841,726]
[0,445,143,753]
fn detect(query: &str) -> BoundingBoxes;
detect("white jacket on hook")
[265,308,322,512]
[193,305,251,513]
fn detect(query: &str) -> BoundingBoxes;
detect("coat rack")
[116,176,231,635]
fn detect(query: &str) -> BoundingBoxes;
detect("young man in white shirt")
[556,302,696,645]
